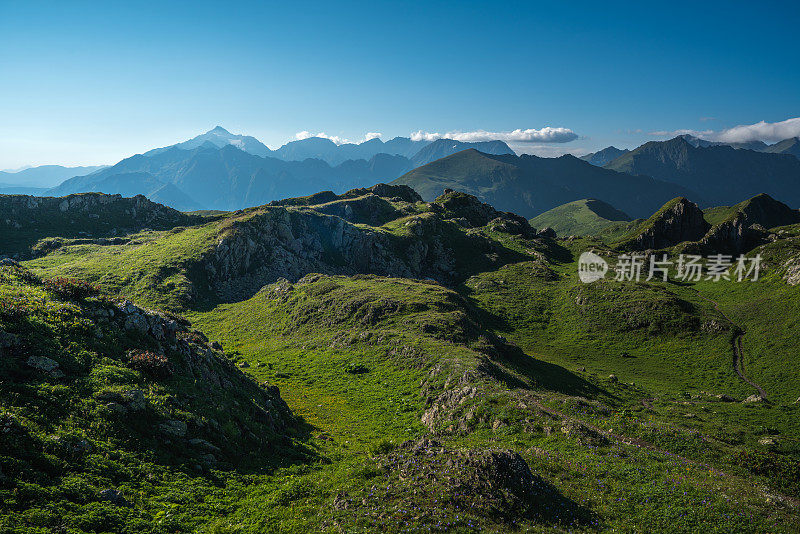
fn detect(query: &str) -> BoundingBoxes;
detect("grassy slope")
[7,195,800,532]
[530,199,631,236]
[188,273,800,532]
[0,266,306,533]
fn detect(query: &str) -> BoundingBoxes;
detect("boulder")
[122,389,147,411]
[99,488,131,507]
[537,227,557,239]
[26,355,64,378]
[0,329,19,349]
[159,420,187,438]
[742,394,764,404]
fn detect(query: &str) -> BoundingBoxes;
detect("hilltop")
[530,199,632,236]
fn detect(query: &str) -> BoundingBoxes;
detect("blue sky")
[1,0,798,168]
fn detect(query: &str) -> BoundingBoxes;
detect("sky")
[1,0,799,169]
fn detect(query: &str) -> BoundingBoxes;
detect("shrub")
[127,350,172,378]
[44,277,100,300]
[345,363,369,374]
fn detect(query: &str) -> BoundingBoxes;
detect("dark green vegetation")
[530,199,631,236]
[392,149,696,218]
[2,186,800,532]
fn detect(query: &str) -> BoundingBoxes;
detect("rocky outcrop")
[353,438,588,524]
[310,193,403,226]
[433,190,535,236]
[0,193,196,232]
[203,199,525,302]
[693,194,800,255]
[694,216,767,255]
[619,197,709,250]
[1,193,201,258]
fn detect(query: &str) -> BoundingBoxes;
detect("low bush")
[126,350,172,378]
[44,277,100,300]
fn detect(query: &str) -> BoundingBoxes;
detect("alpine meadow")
[1,1,800,533]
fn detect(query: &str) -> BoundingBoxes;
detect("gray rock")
[742,394,764,404]
[26,355,64,378]
[99,488,131,507]
[0,329,19,349]
[124,313,149,333]
[159,420,187,437]
[537,227,557,239]
[758,436,778,447]
[188,438,221,453]
[122,390,147,411]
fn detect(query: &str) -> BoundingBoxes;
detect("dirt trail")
[695,292,768,400]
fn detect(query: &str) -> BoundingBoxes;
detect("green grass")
[530,198,631,236]
[6,193,800,532]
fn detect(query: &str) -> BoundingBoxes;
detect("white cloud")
[294,131,350,144]
[716,118,800,143]
[411,127,578,144]
[410,130,443,142]
[650,117,800,144]
[294,131,383,145]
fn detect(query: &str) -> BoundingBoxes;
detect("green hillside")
[530,198,631,236]
[3,189,800,532]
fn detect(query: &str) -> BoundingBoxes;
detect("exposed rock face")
[203,192,526,302]
[696,216,767,255]
[207,208,452,301]
[102,298,295,441]
[695,194,800,255]
[620,198,709,250]
[783,254,800,285]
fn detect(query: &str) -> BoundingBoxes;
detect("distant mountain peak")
[209,126,231,134]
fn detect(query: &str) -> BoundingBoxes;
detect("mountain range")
[5,128,800,217]
[0,164,106,189]
[40,128,516,210]
[604,136,800,207]
[391,148,699,219]
[148,126,514,166]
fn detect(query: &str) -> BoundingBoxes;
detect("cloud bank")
[410,127,578,144]
[651,117,800,144]
[293,127,579,146]
[294,131,383,145]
